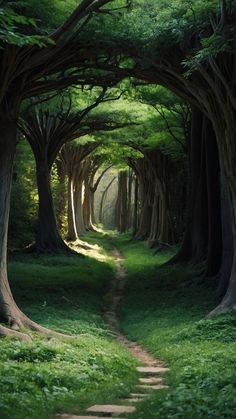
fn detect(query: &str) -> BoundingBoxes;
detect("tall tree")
[19,89,121,252]
[0,0,122,338]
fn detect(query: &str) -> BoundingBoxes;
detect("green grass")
[1,237,137,419]
[3,230,236,419]
[112,234,236,419]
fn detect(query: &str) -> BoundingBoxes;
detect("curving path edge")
[57,248,169,419]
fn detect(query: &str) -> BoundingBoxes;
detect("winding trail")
[103,249,168,369]
[58,248,169,419]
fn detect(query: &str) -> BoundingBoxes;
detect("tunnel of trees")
[1,0,236,417]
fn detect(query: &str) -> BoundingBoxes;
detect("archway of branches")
[0,0,235,339]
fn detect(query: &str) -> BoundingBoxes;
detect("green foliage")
[183,33,233,75]
[0,3,55,46]
[111,234,236,419]
[1,244,137,418]
[0,0,78,46]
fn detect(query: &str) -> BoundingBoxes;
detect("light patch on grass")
[1,237,137,419]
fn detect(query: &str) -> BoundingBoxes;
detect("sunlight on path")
[57,248,170,419]
[71,239,112,262]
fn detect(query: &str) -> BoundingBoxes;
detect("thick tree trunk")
[132,176,139,236]
[115,171,128,233]
[67,174,78,241]
[216,163,233,298]
[167,109,209,265]
[83,180,93,231]
[90,191,96,225]
[207,123,236,316]
[0,120,74,339]
[134,184,152,240]
[127,170,133,229]
[33,160,71,253]
[75,180,86,236]
[0,120,26,332]
[134,165,152,241]
[203,119,222,277]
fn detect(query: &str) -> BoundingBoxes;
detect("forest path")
[58,248,169,419]
[103,248,169,369]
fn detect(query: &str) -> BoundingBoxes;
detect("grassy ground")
[1,236,137,419]
[111,234,236,419]
[3,231,236,419]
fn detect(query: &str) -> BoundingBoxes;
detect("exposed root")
[206,302,236,319]
[0,311,79,340]
[24,319,79,339]
[23,242,83,256]
[0,324,31,340]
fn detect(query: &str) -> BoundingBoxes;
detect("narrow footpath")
[58,249,169,419]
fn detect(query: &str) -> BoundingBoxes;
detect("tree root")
[205,304,234,319]
[22,318,79,339]
[0,324,31,340]
[0,311,79,340]
[22,242,83,256]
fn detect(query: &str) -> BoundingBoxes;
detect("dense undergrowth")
[113,234,236,419]
[1,237,137,419]
[3,231,236,418]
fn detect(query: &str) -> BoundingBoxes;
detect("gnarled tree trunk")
[0,120,71,339]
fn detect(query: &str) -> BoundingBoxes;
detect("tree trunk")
[83,179,93,231]
[34,160,70,253]
[134,185,152,240]
[0,119,78,338]
[67,174,78,241]
[167,109,209,264]
[0,120,26,332]
[127,169,133,229]
[216,162,233,298]
[115,171,128,233]
[207,122,236,316]
[133,176,139,236]
[203,118,222,277]
[75,180,86,235]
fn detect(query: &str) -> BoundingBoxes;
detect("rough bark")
[0,120,76,338]
[31,159,72,253]
[115,171,128,233]
[75,178,87,236]
[207,120,236,316]
[167,109,209,265]
[132,176,139,236]
[67,173,78,241]
[215,162,234,298]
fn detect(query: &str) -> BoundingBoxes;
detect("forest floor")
[2,231,236,418]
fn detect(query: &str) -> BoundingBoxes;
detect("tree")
[19,88,122,252]
[0,0,123,338]
[108,0,236,315]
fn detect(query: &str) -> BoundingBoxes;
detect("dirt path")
[103,248,168,369]
[58,248,169,419]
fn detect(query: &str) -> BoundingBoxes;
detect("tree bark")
[115,171,128,233]
[167,109,209,264]
[132,176,139,236]
[0,120,74,338]
[207,120,236,316]
[75,179,86,236]
[67,174,78,241]
[33,160,71,253]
